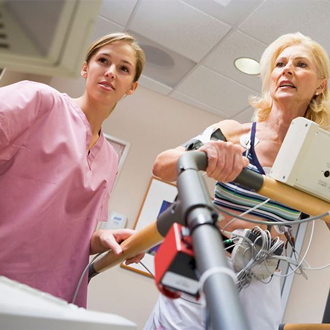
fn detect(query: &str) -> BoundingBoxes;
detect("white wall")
[3,70,330,329]
[283,220,330,325]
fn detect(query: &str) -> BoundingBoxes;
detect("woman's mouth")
[99,81,115,91]
[278,80,296,89]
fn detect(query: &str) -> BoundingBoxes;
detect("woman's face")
[81,41,138,107]
[270,44,325,108]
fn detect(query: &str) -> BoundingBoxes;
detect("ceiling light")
[132,31,196,88]
[212,0,233,7]
[234,57,260,75]
[141,45,175,68]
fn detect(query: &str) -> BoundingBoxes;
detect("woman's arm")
[152,146,186,182]
[153,120,249,183]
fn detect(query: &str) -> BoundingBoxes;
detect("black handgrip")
[178,151,264,192]
[177,151,208,173]
[235,168,264,191]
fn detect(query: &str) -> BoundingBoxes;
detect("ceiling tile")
[171,90,228,118]
[98,0,138,26]
[232,106,256,123]
[91,16,124,42]
[239,0,330,54]
[176,66,257,117]
[129,0,231,62]
[138,75,172,95]
[182,0,263,26]
[129,32,196,88]
[203,30,265,92]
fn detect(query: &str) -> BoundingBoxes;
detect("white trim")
[103,133,130,173]
[0,68,6,81]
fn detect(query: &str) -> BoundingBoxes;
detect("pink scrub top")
[0,81,118,307]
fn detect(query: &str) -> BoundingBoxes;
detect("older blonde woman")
[145,32,330,330]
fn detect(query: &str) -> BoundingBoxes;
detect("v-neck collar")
[63,94,105,168]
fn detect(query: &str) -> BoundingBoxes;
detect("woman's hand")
[90,229,145,265]
[199,140,249,182]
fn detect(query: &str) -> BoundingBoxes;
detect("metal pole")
[177,152,250,330]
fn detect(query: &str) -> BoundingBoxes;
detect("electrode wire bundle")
[214,197,330,289]
[229,227,285,291]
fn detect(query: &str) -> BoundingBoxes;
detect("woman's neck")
[73,94,113,137]
[264,101,308,142]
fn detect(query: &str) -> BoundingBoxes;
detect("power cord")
[71,252,101,304]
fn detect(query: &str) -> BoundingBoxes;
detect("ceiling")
[0,0,330,122]
[92,0,330,122]
[90,0,330,121]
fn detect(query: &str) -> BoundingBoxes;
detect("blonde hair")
[85,32,145,83]
[250,32,330,129]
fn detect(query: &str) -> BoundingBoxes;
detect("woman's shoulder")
[11,80,55,91]
[212,119,252,142]
[26,81,70,107]
[27,80,60,96]
[10,80,61,101]
[1,80,64,110]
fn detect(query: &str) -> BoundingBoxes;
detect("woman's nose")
[105,65,116,79]
[282,63,293,75]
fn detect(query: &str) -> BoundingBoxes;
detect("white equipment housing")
[0,0,101,77]
[270,117,330,203]
[0,276,136,330]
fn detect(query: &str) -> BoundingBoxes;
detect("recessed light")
[234,57,260,75]
[212,0,233,7]
[141,45,175,68]
[129,31,196,88]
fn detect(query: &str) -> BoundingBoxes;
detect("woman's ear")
[126,82,138,95]
[315,79,327,95]
[81,61,88,78]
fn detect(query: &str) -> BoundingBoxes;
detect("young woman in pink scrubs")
[0,33,145,307]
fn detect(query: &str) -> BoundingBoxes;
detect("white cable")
[295,222,330,271]
[272,220,315,278]
[272,255,308,268]
[72,252,102,304]
[199,267,237,296]
[284,239,311,270]
[214,204,330,226]
[221,198,271,232]
[305,261,330,271]
[290,220,315,274]
[233,227,286,289]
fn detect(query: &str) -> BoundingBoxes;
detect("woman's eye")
[98,57,107,64]
[297,62,307,68]
[120,66,129,73]
[275,61,285,68]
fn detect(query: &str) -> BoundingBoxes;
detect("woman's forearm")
[152,146,186,182]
